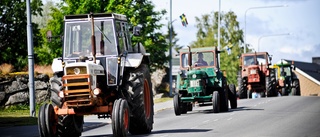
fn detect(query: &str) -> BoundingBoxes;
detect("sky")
[152,0,320,64]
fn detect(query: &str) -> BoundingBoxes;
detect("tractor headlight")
[93,88,101,95]
[192,74,197,79]
[74,68,80,75]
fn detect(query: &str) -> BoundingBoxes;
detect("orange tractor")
[237,52,277,98]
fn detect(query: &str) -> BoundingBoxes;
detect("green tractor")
[272,60,300,96]
[173,47,237,115]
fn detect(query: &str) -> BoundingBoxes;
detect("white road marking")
[227,117,233,121]
[203,120,210,123]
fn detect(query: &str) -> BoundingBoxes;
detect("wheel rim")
[143,79,151,119]
[123,107,129,130]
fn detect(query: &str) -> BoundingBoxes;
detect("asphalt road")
[81,96,320,137]
[1,96,320,137]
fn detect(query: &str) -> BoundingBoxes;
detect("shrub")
[0,63,14,75]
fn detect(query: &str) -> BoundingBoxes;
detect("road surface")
[81,96,320,137]
[1,96,319,137]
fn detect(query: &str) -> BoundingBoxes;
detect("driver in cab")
[196,52,208,66]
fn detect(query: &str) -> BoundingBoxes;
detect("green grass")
[0,105,38,127]
[154,97,172,103]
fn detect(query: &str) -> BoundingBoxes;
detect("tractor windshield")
[180,51,215,69]
[243,54,267,66]
[63,19,117,58]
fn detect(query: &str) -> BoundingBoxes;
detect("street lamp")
[169,0,173,97]
[258,33,290,52]
[244,5,288,53]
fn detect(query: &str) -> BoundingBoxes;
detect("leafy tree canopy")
[191,11,244,85]
[0,0,43,70]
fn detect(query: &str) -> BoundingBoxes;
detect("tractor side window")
[257,55,266,65]
[123,22,133,52]
[107,58,118,85]
[116,21,126,53]
[181,53,189,68]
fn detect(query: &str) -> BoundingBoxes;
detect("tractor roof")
[179,47,217,53]
[64,13,127,22]
[242,52,268,56]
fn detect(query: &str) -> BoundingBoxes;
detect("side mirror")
[133,26,142,36]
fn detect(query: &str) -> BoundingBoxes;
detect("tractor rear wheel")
[173,94,181,116]
[281,87,287,96]
[238,77,247,99]
[212,91,220,113]
[123,64,154,135]
[50,76,63,108]
[112,99,130,137]
[266,69,277,97]
[228,84,237,109]
[187,103,193,111]
[291,80,300,96]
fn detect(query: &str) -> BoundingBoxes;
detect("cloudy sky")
[152,0,320,64]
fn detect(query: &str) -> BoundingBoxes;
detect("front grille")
[62,74,92,107]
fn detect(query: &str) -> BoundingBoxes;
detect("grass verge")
[0,110,38,127]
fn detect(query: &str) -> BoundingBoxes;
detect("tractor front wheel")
[173,94,181,116]
[38,103,57,137]
[112,99,130,137]
[212,91,220,113]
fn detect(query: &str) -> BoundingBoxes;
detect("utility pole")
[27,0,35,117]
[218,0,221,68]
[169,0,173,96]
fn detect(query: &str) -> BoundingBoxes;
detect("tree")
[37,0,168,72]
[0,0,43,70]
[191,11,244,85]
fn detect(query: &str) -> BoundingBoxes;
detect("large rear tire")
[228,84,237,109]
[212,91,220,113]
[112,99,130,137]
[266,69,277,97]
[50,75,63,108]
[291,80,300,96]
[123,64,154,135]
[238,77,247,99]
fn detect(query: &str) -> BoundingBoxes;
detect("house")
[283,57,320,96]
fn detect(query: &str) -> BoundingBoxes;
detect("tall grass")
[34,64,53,77]
[0,63,14,75]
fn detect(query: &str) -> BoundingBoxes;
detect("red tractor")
[237,52,277,98]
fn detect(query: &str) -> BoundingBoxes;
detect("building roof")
[283,59,320,85]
